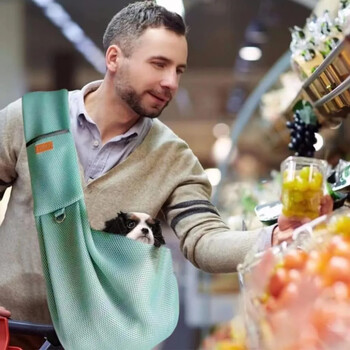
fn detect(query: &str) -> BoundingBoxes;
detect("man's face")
[114,27,188,118]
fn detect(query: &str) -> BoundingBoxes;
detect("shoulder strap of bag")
[23,89,70,143]
[22,90,83,217]
[22,90,179,350]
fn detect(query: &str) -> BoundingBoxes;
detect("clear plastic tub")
[281,156,328,219]
[238,208,350,350]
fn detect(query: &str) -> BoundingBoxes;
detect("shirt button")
[93,140,99,148]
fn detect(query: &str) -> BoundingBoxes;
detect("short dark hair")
[103,1,187,56]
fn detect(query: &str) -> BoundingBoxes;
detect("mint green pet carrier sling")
[22,90,179,350]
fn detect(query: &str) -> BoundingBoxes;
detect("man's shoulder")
[0,98,25,152]
[4,97,22,113]
[151,119,189,147]
[148,119,200,164]
[0,98,23,126]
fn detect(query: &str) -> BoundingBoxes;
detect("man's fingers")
[320,194,333,215]
[278,214,311,231]
[0,306,11,318]
[275,195,334,247]
[272,226,294,246]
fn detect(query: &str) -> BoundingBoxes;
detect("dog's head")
[103,212,165,247]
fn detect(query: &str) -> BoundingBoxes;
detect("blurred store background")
[1,0,349,349]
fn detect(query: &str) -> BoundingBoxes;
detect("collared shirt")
[68,80,153,182]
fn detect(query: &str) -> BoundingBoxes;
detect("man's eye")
[153,62,165,68]
[127,221,136,229]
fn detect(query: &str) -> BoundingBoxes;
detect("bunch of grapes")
[286,110,321,157]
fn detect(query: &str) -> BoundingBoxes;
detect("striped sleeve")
[167,200,219,230]
[162,146,273,273]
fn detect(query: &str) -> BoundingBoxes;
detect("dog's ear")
[119,211,128,221]
[152,219,165,247]
[103,212,128,235]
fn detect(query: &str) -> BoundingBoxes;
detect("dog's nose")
[141,228,149,235]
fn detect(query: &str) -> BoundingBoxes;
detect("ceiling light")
[211,137,233,163]
[31,0,105,74]
[239,46,262,61]
[212,123,230,138]
[204,168,222,187]
[156,0,185,17]
[314,133,324,151]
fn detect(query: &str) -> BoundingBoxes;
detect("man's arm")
[0,103,18,201]
[0,101,21,318]
[162,150,275,273]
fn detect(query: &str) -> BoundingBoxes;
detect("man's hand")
[0,306,11,318]
[271,226,293,246]
[273,194,334,246]
[277,215,311,232]
[320,194,333,216]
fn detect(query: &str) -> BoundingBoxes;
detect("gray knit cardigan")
[0,96,273,323]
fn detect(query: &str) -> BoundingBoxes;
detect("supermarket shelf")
[313,74,350,108]
[297,35,350,120]
[302,35,348,89]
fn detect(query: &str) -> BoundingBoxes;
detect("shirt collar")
[77,80,102,125]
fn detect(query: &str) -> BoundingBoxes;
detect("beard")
[119,86,169,119]
[115,65,170,119]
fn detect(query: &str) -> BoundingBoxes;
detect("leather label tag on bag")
[35,141,53,154]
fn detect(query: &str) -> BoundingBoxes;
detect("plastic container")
[293,206,350,241]
[281,156,328,219]
[238,208,350,350]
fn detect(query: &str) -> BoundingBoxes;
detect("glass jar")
[281,156,328,219]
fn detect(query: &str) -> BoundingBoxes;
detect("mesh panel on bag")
[38,204,179,350]
[23,91,180,350]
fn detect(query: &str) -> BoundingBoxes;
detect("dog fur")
[103,212,165,247]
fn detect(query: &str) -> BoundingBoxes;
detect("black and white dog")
[103,212,165,247]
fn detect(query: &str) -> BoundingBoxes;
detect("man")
[0,1,297,348]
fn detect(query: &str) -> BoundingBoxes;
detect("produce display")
[218,175,281,231]
[286,101,321,157]
[200,318,247,350]
[238,208,350,350]
[290,3,350,80]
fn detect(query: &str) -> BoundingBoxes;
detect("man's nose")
[141,228,149,235]
[160,70,179,94]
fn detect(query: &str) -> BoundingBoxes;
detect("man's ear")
[106,44,122,73]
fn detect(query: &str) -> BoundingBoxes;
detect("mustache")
[148,88,172,101]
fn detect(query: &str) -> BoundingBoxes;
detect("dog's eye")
[127,221,136,229]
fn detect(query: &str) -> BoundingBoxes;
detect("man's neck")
[84,79,140,144]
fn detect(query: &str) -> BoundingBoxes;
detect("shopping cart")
[0,316,62,350]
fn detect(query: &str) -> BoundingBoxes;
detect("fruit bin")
[238,207,350,350]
